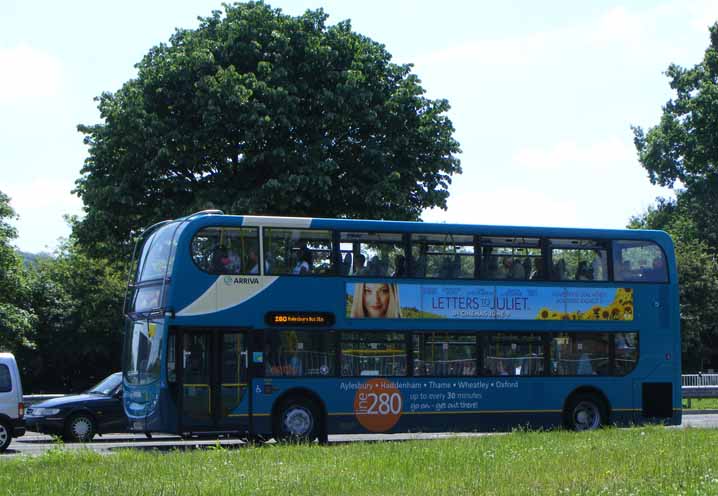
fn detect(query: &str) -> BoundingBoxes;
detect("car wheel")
[0,420,12,453]
[64,413,96,442]
[565,393,607,431]
[274,396,322,442]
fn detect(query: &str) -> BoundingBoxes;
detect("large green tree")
[630,198,718,371]
[0,191,36,353]
[632,21,718,370]
[75,1,461,257]
[24,239,125,392]
[633,22,718,248]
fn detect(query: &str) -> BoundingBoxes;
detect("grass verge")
[1,426,716,495]
[683,397,718,409]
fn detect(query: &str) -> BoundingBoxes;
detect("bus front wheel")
[274,396,322,442]
[565,393,607,431]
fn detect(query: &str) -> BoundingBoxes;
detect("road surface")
[2,414,716,458]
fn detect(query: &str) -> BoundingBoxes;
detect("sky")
[2,0,717,254]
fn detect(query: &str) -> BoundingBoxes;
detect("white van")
[0,353,25,452]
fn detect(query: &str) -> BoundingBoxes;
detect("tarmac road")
[2,414,716,458]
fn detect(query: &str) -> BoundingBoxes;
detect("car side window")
[0,365,11,393]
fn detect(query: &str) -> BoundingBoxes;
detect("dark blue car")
[25,373,127,442]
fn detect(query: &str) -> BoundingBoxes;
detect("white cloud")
[414,2,686,74]
[512,138,634,172]
[0,45,62,104]
[6,178,81,215]
[6,179,82,253]
[588,6,646,48]
[425,133,674,232]
[423,188,579,228]
[418,32,549,67]
[689,0,718,31]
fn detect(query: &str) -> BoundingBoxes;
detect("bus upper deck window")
[191,227,259,275]
[549,239,608,282]
[613,240,668,282]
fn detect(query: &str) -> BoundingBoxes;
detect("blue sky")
[2,0,717,253]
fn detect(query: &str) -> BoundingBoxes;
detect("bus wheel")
[275,396,321,442]
[565,394,606,431]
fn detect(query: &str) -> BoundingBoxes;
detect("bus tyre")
[65,413,96,442]
[565,394,607,431]
[275,396,321,442]
[0,420,11,453]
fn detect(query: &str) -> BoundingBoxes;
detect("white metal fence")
[682,374,718,387]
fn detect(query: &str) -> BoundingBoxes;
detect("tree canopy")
[629,198,718,370]
[632,22,718,370]
[0,191,36,353]
[24,239,125,392]
[75,2,461,256]
[633,22,718,248]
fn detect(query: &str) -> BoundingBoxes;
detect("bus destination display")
[265,312,335,327]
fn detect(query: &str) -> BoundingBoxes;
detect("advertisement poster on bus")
[345,283,633,321]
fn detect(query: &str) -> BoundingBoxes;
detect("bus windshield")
[123,319,162,385]
[136,223,183,283]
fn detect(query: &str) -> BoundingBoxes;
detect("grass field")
[1,426,717,495]
[683,397,718,409]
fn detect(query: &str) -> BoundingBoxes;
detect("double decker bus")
[123,211,680,440]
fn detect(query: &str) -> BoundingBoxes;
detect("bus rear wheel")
[274,396,322,442]
[565,393,607,431]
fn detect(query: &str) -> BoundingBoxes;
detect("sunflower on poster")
[535,288,634,321]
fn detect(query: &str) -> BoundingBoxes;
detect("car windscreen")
[89,373,122,395]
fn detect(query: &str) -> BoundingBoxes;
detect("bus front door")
[179,330,249,433]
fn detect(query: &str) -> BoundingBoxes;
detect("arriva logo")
[223,276,261,286]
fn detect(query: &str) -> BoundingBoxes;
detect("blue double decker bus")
[123,211,681,440]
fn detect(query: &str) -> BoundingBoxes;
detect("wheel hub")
[284,407,312,436]
[574,401,599,430]
[72,418,91,438]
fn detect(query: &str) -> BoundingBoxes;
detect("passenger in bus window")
[351,253,366,276]
[616,260,635,280]
[350,283,401,318]
[576,261,592,281]
[211,246,230,273]
[502,258,525,280]
[642,256,666,281]
[248,248,268,275]
[530,258,544,280]
[292,245,312,275]
[483,256,500,279]
[577,351,594,375]
[591,250,606,280]
[340,253,352,276]
[393,255,406,277]
[225,249,242,273]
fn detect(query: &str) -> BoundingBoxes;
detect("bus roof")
[172,211,672,245]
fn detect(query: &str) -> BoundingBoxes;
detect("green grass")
[1,427,717,495]
[683,397,718,409]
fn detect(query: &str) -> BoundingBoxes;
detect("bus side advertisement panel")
[346,283,634,321]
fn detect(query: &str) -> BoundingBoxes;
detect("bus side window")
[549,239,608,282]
[340,232,405,278]
[191,227,259,275]
[410,233,474,279]
[613,240,667,282]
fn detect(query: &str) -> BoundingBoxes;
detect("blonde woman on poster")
[351,283,401,318]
